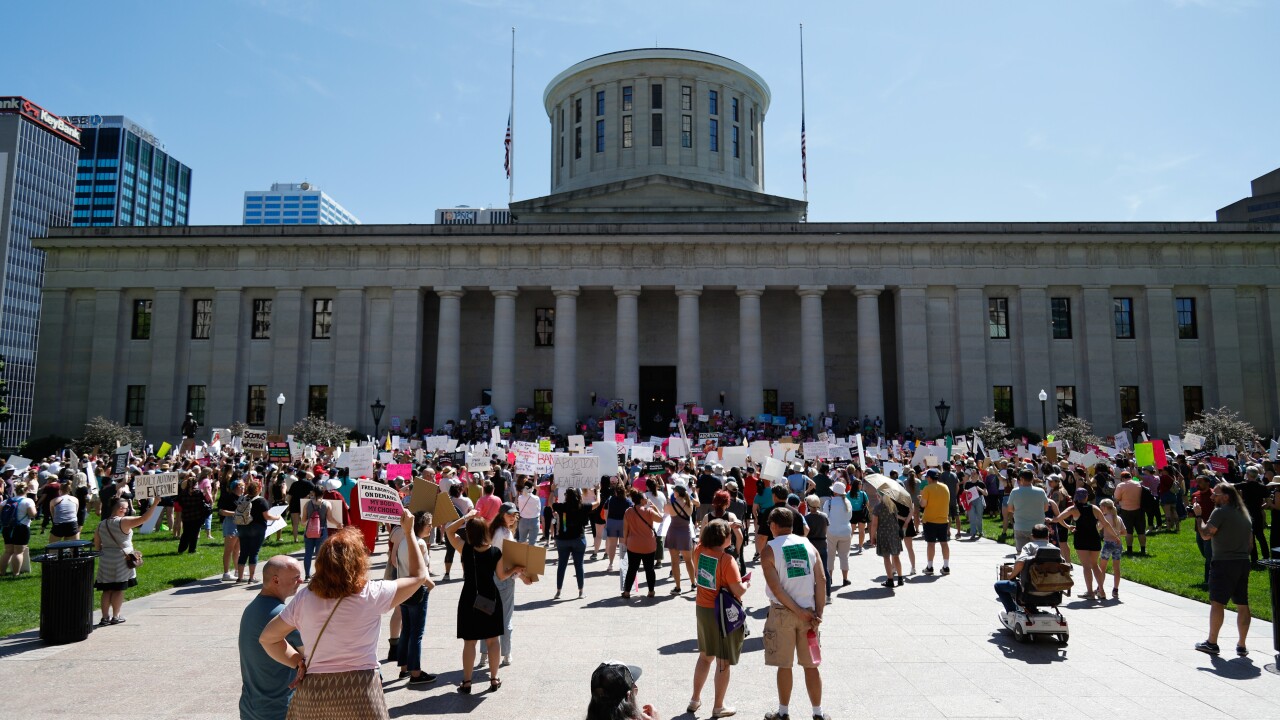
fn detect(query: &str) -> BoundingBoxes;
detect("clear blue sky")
[6,0,1276,224]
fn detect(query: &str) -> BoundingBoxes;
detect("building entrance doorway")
[639,366,677,437]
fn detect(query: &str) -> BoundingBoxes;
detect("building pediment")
[510,174,807,223]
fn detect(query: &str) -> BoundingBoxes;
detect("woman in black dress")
[444,511,524,693]
[1053,487,1109,600]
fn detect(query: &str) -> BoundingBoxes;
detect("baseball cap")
[499,502,518,516]
[1073,488,1089,502]
[786,493,801,507]
[925,468,940,478]
[590,661,643,702]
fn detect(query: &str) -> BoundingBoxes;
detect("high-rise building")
[0,97,79,449]
[434,206,511,224]
[1217,167,1280,222]
[62,115,191,228]
[243,182,360,225]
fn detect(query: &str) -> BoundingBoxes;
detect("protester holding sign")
[218,478,244,581]
[552,487,591,599]
[93,498,161,625]
[176,473,212,554]
[687,519,749,718]
[443,511,525,694]
[236,480,280,585]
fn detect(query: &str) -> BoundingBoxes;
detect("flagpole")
[799,23,807,205]
[509,26,516,207]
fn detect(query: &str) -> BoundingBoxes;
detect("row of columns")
[430,285,886,430]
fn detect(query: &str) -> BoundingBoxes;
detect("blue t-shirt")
[239,594,303,720]
[787,473,808,494]
[1008,485,1048,533]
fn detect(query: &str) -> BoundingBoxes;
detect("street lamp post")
[275,393,286,435]
[370,398,385,439]
[1038,389,1048,441]
[934,398,950,440]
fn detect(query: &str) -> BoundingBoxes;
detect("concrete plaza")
[1,533,1275,720]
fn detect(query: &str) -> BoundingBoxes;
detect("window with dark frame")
[533,389,553,420]
[574,126,582,159]
[131,299,152,339]
[558,109,565,167]
[1176,297,1197,339]
[535,307,555,347]
[1055,386,1076,418]
[1119,386,1141,420]
[596,90,605,116]
[763,389,778,416]
[308,385,329,419]
[681,115,692,148]
[622,86,633,111]
[574,97,582,123]
[125,385,146,426]
[992,386,1014,427]
[651,83,663,109]
[681,85,691,111]
[709,90,718,115]
[187,385,206,425]
[312,298,333,339]
[596,119,605,152]
[1182,385,1204,420]
[651,113,663,146]
[192,298,212,339]
[252,299,272,339]
[732,125,739,158]
[1050,297,1072,339]
[709,118,718,152]
[247,385,267,426]
[988,297,1009,339]
[622,115,633,148]
[732,97,739,122]
[1113,297,1134,339]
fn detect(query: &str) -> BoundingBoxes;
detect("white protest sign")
[827,445,852,461]
[467,450,492,471]
[1113,430,1131,452]
[343,445,376,479]
[1099,446,1119,458]
[668,437,689,458]
[1167,435,1183,456]
[514,442,539,475]
[591,442,620,473]
[134,472,180,500]
[761,457,786,482]
[242,429,268,453]
[1067,451,1089,466]
[1216,445,1237,458]
[803,442,829,460]
[445,439,459,453]
[568,435,586,453]
[425,436,449,452]
[1182,433,1205,451]
[355,481,404,523]
[379,452,393,464]
[263,505,290,537]
[553,454,600,490]
[6,455,32,472]
[720,446,749,469]
[748,441,773,462]
[883,461,905,477]
[603,420,615,438]
[628,444,654,462]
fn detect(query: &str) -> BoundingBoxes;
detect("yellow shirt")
[920,482,950,524]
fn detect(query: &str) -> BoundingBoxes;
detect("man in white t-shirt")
[761,505,829,720]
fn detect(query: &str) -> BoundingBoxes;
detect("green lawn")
[975,515,1272,622]
[0,514,304,637]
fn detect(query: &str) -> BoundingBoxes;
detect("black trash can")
[1266,549,1280,659]
[32,540,99,645]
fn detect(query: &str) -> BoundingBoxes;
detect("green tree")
[226,421,249,438]
[1182,406,1260,450]
[975,416,1014,449]
[289,415,351,447]
[1051,415,1101,451]
[75,416,144,455]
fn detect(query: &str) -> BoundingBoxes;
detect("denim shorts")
[222,518,239,538]
[1100,540,1123,561]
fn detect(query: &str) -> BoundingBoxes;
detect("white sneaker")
[221,573,232,582]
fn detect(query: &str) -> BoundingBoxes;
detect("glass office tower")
[63,115,191,227]
[0,98,79,449]
[243,182,360,225]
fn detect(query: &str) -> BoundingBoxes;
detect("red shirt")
[476,494,502,522]
[1192,488,1214,518]
[743,474,758,508]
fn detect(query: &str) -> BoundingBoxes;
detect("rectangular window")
[535,308,555,347]
[533,389,553,420]
[992,386,1014,427]
[1176,297,1197,339]
[252,299,272,339]
[187,385,207,426]
[1119,386,1141,420]
[1055,386,1076,418]
[247,385,267,426]
[596,119,605,152]
[1050,297,1072,339]
[732,125,740,158]
[574,97,582,123]
[988,297,1009,339]
[1114,297,1134,339]
[131,299,153,340]
[651,83,663,109]
[312,298,333,339]
[596,90,605,116]
[681,115,692,148]
[709,90,718,115]
[622,115,633,148]
[575,126,582,159]
[651,113,663,146]
[709,118,719,152]
[192,299,212,339]
[681,85,692,111]
[559,109,565,167]
[308,385,329,419]
[762,389,778,416]
[1182,385,1204,420]
[622,86,633,111]
[125,385,146,426]
[732,97,739,122]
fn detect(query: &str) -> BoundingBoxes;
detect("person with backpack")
[301,487,330,581]
[620,490,663,599]
[235,480,280,585]
[218,478,244,581]
[687,518,750,718]
[1,482,37,575]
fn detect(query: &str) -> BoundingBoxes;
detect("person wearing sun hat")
[588,661,658,720]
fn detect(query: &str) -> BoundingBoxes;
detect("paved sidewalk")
[1,533,1275,719]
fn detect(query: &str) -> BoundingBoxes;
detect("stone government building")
[30,49,1280,444]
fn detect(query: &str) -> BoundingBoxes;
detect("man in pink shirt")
[475,480,502,523]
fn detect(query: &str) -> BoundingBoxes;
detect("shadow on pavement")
[1197,656,1262,680]
[658,638,699,655]
[0,631,44,660]
[985,633,1068,664]
[171,579,227,595]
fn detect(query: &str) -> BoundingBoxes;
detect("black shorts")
[1119,508,1146,535]
[2,524,31,546]
[949,505,960,520]
[850,508,869,524]
[51,521,79,537]
[922,522,950,544]
[1208,559,1251,606]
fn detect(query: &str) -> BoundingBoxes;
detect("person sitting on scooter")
[994,524,1052,613]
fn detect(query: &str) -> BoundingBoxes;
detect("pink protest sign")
[387,463,412,481]
[355,481,403,523]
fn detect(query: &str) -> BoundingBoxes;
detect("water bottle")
[806,629,822,666]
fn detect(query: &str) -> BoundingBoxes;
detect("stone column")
[614,287,641,411]
[331,288,365,431]
[736,287,764,418]
[1209,285,1244,412]
[490,288,519,422]
[1081,286,1118,429]
[147,288,183,440]
[270,287,303,432]
[31,289,69,436]
[207,288,243,427]
[854,286,885,424]
[1143,286,1179,437]
[552,287,580,430]
[954,286,989,429]
[1019,286,1051,432]
[86,289,123,421]
[391,287,425,425]
[798,286,828,419]
[896,286,930,432]
[676,286,703,405]
[432,288,465,427]
[1267,286,1280,430]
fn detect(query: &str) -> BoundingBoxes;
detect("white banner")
[553,454,600,490]
[134,472,180,499]
[343,445,376,479]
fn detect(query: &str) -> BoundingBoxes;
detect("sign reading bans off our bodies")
[553,454,599,490]
[355,481,403,524]
[135,472,180,499]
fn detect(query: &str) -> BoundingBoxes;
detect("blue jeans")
[557,536,586,591]
[482,575,515,658]
[397,589,429,672]
[517,517,540,544]
[995,580,1018,612]
[303,528,329,578]
[1196,534,1213,585]
[237,523,266,567]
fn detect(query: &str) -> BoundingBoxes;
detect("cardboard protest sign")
[748,441,772,462]
[387,463,412,482]
[242,429,269,453]
[425,436,449,452]
[628,444,654,462]
[467,450,492,472]
[553,454,600,490]
[409,479,440,514]
[667,437,689,458]
[720,446,749,469]
[356,481,403,524]
[826,445,852,462]
[501,539,547,581]
[432,491,460,525]
[134,472,180,499]
[1045,446,1058,465]
[761,457,786,482]
[568,435,585,452]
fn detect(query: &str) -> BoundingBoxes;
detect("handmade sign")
[386,463,412,482]
[268,442,291,461]
[433,491,460,525]
[591,442,619,473]
[467,450,492,471]
[514,441,539,475]
[748,441,772,462]
[356,481,404,524]
[343,445,376,479]
[134,472,180,499]
[263,505,291,537]
[1182,433,1205,451]
[112,448,129,480]
[553,454,600,490]
[761,457,786,482]
[1208,457,1230,474]
[720,446,749,469]
[409,479,440,514]
[538,439,553,452]
[501,539,547,581]
[242,429,269,453]
[568,435,586,452]
[156,442,172,459]
[803,442,829,460]
[628,444,654,462]
[667,437,689,458]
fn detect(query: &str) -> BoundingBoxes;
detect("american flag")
[800,115,807,183]
[504,111,512,179]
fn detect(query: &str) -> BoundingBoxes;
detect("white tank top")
[764,534,817,609]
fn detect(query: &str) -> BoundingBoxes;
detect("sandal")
[458,681,472,694]
[687,700,702,713]
[98,617,112,627]
[489,678,502,692]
